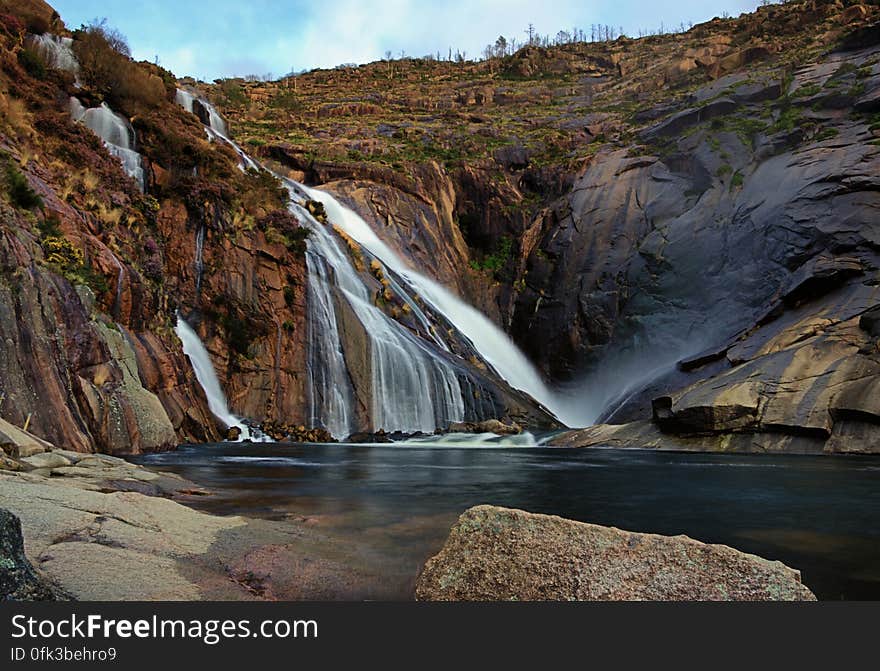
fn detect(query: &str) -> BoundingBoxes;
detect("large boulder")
[0,508,66,601]
[416,506,816,601]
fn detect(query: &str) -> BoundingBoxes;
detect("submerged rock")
[260,420,336,443]
[416,505,816,601]
[447,419,522,435]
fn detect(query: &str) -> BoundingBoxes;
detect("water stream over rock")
[175,91,571,438]
[69,98,145,191]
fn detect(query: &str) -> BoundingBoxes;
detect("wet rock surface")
[416,506,817,601]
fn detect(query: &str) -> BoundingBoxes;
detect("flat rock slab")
[416,506,816,601]
[0,471,247,600]
[21,452,72,469]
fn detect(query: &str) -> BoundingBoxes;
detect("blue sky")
[51,0,762,81]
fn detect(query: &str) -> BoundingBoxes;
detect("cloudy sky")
[51,0,762,81]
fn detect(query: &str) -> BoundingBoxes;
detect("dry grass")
[0,94,35,140]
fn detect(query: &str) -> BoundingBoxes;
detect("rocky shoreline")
[1,421,823,602]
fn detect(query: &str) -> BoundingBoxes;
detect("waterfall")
[303,187,578,426]
[303,235,356,438]
[176,88,229,136]
[70,99,145,191]
[295,194,465,435]
[174,91,564,437]
[29,34,79,76]
[175,316,253,440]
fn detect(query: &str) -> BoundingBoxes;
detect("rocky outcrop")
[0,416,54,458]
[507,36,880,446]
[0,464,414,600]
[0,507,66,601]
[0,470,246,600]
[416,506,816,601]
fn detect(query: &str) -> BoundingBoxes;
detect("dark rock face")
[0,508,66,601]
[508,42,880,443]
[416,506,816,601]
[861,305,880,337]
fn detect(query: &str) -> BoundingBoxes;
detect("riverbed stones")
[416,506,817,601]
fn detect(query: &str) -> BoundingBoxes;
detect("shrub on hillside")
[257,209,310,253]
[17,46,45,79]
[0,0,58,34]
[3,160,42,209]
[72,19,165,115]
[0,13,25,39]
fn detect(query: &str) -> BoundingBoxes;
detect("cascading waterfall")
[175,91,566,438]
[70,99,145,191]
[303,187,580,427]
[175,316,253,440]
[28,34,79,76]
[294,193,466,435]
[176,88,228,136]
[303,235,357,438]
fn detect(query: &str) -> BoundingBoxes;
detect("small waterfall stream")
[70,99,146,191]
[175,316,253,440]
[28,34,79,76]
[194,223,206,294]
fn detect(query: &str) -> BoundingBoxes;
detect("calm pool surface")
[133,443,880,600]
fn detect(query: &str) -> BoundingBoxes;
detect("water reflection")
[133,443,880,600]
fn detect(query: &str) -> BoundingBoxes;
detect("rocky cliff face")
[1,0,878,454]
[222,0,880,452]
[0,0,315,451]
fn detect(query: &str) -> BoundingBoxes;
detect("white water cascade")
[293,190,466,436]
[175,316,254,441]
[174,91,575,437]
[28,34,79,76]
[176,89,231,138]
[70,99,145,190]
[303,187,581,427]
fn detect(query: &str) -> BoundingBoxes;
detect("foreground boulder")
[416,506,816,601]
[0,508,66,601]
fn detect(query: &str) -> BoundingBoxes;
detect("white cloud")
[125,0,763,79]
[282,0,597,71]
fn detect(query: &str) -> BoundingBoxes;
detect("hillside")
[212,0,880,453]
[0,0,878,454]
